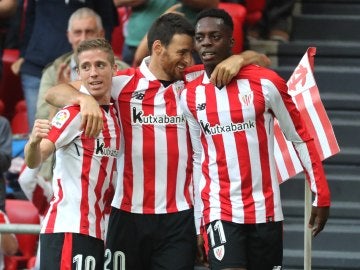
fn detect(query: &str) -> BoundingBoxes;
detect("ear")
[112,64,118,76]
[230,37,235,48]
[152,40,163,55]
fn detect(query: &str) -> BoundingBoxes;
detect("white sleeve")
[180,89,203,234]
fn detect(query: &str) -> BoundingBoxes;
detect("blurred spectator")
[114,0,219,66]
[0,210,19,270]
[11,0,118,129]
[0,0,17,77]
[36,7,129,122]
[34,7,128,182]
[246,0,295,42]
[3,0,23,49]
[0,116,12,212]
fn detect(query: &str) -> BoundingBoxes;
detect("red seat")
[218,2,247,54]
[111,7,130,59]
[11,99,29,135]
[245,0,266,26]
[0,99,4,116]
[0,49,24,121]
[4,199,40,270]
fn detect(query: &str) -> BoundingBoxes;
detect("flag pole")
[304,179,312,270]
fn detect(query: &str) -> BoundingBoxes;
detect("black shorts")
[40,233,104,270]
[206,220,283,270]
[105,207,197,270]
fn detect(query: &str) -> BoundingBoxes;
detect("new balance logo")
[132,92,145,100]
[197,103,206,111]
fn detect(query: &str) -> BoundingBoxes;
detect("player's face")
[67,17,104,51]
[159,34,194,81]
[195,17,233,70]
[77,49,116,104]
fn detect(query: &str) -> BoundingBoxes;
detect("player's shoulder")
[240,64,283,81]
[51,105,80,129]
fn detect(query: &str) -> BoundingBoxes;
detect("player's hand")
[308,206,330,237]
[196,234,209,267]
[210,54,242,88]
[79,95,103,137]
[11,57,24,75]
[29,119,52,144]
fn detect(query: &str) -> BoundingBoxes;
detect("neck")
[148,57,171,81]
[205,64,216,79]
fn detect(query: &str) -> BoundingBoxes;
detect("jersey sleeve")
[264,74,330,207]
[47,107,83,149]
[180,88,204,234]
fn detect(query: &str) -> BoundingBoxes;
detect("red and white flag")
[275,47,340,183]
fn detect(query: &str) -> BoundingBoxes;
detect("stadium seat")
[0,99,4,116]
[218,2,247,54]
[111,7,129,59]
[4,199,40,270]
[11,99,29,135]
[245,0,266,26]
[0,49,24,121]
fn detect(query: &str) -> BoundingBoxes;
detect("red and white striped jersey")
[41,104,120,240]
[110,58,193,214]
[18,166,53,218]
[181,64,330,226]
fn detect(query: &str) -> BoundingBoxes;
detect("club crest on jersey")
[173,80,185,94]
[213,245,225,261]
[52,109,70,129]
[239,91,253,107]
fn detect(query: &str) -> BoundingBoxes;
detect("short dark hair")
[75,38,115,66]
[147,13,195,53]
[195,8,234,32]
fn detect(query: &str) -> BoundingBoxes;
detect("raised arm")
[24,119,54,168]
[45,82,103,137]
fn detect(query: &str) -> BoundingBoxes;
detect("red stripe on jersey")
[93,110,110,238]
[248,79,274,220]
[205,85,234,222]
[118,75,139,212]
[60,233,73,269]
[79,136,93,236]
[226,82,256,223]
[32,184,50,216]
[141,80,159,213]
[274,124,297,178]
[45,179,63,233]
[184,128,194,207]
[185,84,212,222]
[164,87,179,212]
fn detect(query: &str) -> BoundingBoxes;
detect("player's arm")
[24,119,54,168]
[268,74,330,237]
[179,89,208,265]
[45,82,103,137]
[210,50,271,87]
